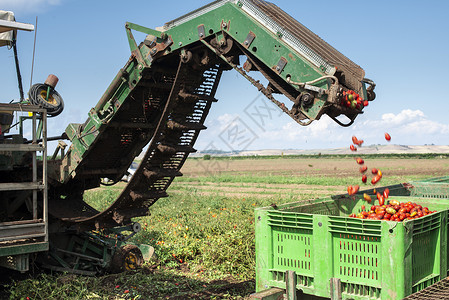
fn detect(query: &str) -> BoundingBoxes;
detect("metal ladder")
[0,104,48,272]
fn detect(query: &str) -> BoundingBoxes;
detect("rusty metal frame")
[0,104,48,252]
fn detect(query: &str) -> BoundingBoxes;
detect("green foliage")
[83,188,121,211]
[8,269,254,299]
[132,191,267,280]
[203,154,211,160]
[8,156,444,298]
[175,173,356,185]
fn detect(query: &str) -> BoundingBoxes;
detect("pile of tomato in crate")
[346,133,436,221]
[350,197,436,221]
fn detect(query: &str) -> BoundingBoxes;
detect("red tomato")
[356,139,364,146]
[371,168,378,175]
[377,192,385,206]
[356,158,364,165]
[371,175,381,185]
[362,175,367,183]
[350,144,357,151]
[361,205,366,211]
[352,136,359,145]
[385,132,391,141]
[375,206,385,214]
[352,185,360,194]
[360,165,368,173]
[363,194,372,203]
[363,100,369,107]
[383,188,390,199]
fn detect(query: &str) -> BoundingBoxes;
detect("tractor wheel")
[109,244,144,273]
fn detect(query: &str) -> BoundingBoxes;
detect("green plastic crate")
[255,179,449,300]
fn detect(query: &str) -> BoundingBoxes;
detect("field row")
[8,157,449,299]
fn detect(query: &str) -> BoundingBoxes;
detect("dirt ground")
[182,157,449,178]
[175,157,449,199]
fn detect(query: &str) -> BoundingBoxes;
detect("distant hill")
[190,145,449,157]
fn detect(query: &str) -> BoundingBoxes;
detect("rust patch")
[288,53,296,61]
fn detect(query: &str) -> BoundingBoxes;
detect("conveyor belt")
[246,0,365,91]
[47,0,372,231]
[49,49,222,231]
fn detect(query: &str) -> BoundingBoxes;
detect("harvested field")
[182,157,449,178]
[6,155,449,299]
[172,157,449,199]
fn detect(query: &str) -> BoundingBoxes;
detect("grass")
[7,268,254,299]
[174,173,354,185]
[6,155,448,299]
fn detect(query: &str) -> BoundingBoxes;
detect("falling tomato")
[347,185,353,195]
[377,193,385,206]
[371,175,381,185]
[362,175,367,183]
[371,168,378,175]
[383,188,390,199]
[363,193,372,202]
[356,158,364,165]
[352,136,359,145]
[350,144,357,151]
[385,132,391,141]
[360,165,368,173]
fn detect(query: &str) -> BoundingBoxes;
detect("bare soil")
[182,157,449,178]
[174,157,449,199]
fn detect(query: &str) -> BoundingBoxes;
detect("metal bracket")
[304,84,326,97]
[243,31,256,48]
[125,22,161,67]
[148,36,173,59]
[220,20,230,31]
[274,57,288,74]
[285,270,297,300]
[330,278,342,300]
[198,24,206,39]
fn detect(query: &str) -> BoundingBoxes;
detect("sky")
[1,0,448,154]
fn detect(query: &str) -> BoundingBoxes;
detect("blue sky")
[1,0,448,153]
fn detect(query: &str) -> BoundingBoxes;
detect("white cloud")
[0,0,62,15]
[197,109,449,150]
[216,113,239,131]
[364,109,449,138]
[381,109,425,126]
